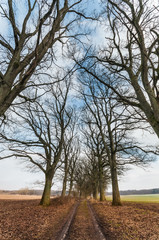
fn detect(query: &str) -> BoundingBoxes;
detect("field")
[106,194,159,203]
[0,194,159,239]
[0,194,41,200]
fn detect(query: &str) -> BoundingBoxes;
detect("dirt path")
[64,200,106,240]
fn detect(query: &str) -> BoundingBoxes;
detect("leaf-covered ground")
[1,196,159,240]
[0,196,75,240]
[92,201,159,240]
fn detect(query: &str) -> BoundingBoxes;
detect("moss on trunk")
[40,173,53,206]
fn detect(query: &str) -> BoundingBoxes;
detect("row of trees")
[0,80,80,206]
[0,0,158,206]
[0,74,155,206]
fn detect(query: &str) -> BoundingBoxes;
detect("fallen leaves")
[1,197,159,240]
[92,201,159,240]
[0,197,75,240]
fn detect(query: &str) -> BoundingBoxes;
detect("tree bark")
[61,153,69,197]
[61,172,67,197]
[40,171,54,206]
[111,154,121,206]
[98,156,105,201]
[93,183,98,200]
[68,175,73,196]
[99,178,105,201]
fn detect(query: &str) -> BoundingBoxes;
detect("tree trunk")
[98,156,105,201]
[93,183,98,200]
[40,171,53,206]
[99,171,105,201]
[111,154,121,206]
[107,120,121,206]
[100,187,105,201]
[61,156,68,197]
[61,173,67,197]
[68,176,73,196]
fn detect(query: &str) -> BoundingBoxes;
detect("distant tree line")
[118,189,159,196]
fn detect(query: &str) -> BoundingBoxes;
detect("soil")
[92,201,159,240]
[0,196,76,240]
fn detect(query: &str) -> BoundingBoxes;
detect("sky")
[0,130,159,192]
[0,151,159,192]
[0,0,159,193]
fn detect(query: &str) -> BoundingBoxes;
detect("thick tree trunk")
[100,187,105,201]
[68,176,73,196]
[98,156,105,201]
[106,120,121,206]
[99,172,105,201]
[40,171,53,206]
[111,155,121,206]
[93,183,98,200]
[61,173,67,197]
[61,157,68,197]
[99,180,105,201]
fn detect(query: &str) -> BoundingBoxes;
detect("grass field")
[106,194,159,203]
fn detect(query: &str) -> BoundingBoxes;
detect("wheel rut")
[56,199,107,240]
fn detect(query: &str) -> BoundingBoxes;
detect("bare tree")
[67,137,79,196]
[61,114,77,198]
[79,79,155,205]
[80,122,110,201]
[76,0,159,139]
[61,138,70,198]
[0,0,94,117]
[0,80,72,206]
[61,136,80,197]
[74,158,93,198]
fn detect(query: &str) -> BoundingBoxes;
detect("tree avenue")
[80,125,110,201]
[0,0,158,206]
[61,116,79,198]
[78,78,156,205]
[0,81,73,206]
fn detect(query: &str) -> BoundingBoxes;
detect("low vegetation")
[106,194,159,203]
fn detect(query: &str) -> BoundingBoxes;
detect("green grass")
[106,194,159,203]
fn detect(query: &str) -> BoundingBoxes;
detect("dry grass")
[0,194,41,200]
[106,194,159,203]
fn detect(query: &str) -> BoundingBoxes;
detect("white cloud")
[0,159,44,190]
[108,160,159,192]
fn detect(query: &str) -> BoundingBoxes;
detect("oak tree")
[0,80,72,206]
